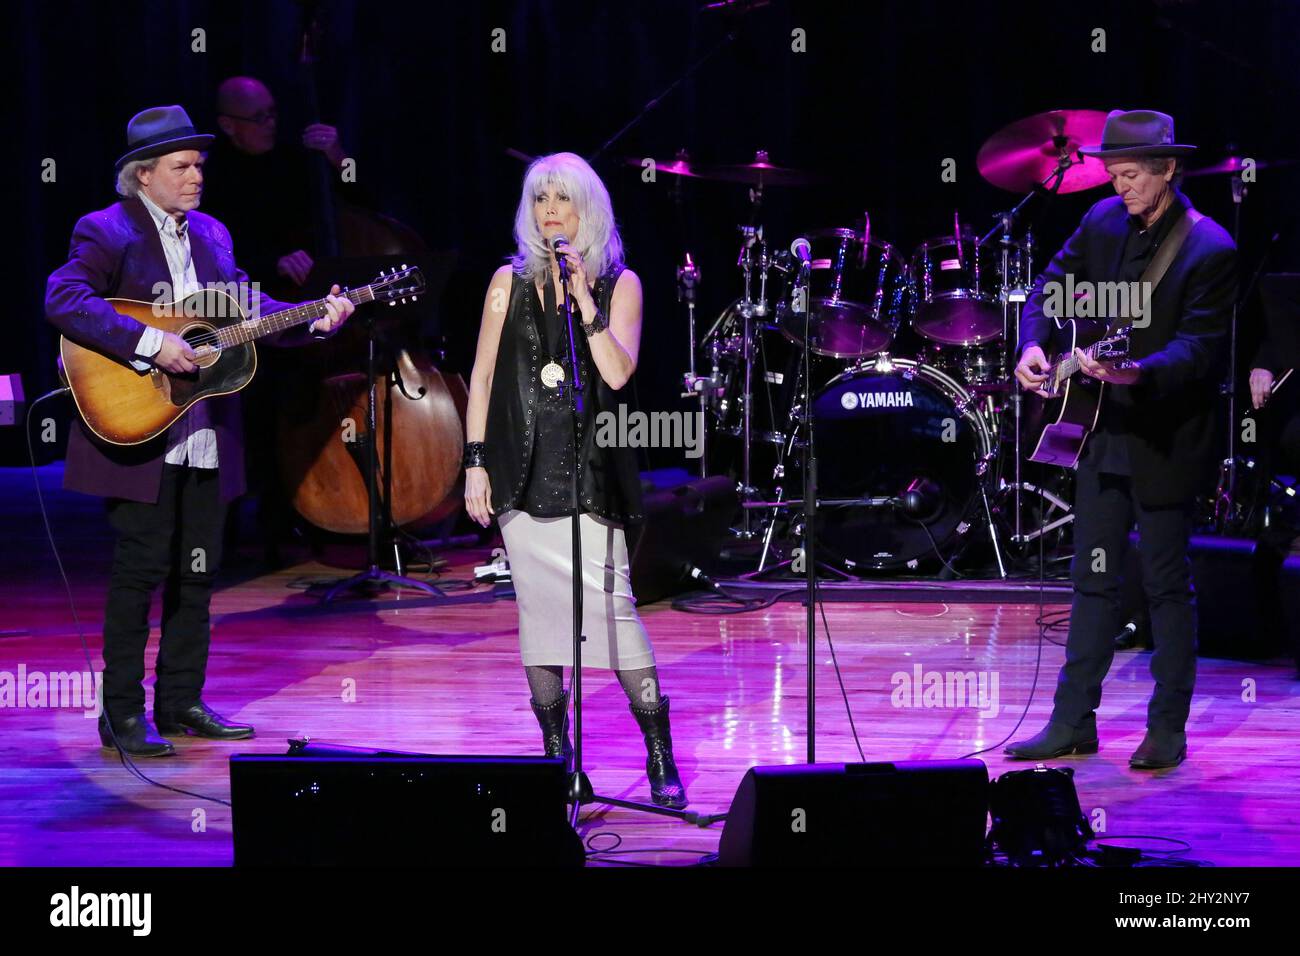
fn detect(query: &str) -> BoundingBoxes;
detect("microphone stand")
[553,245,714,827]
[795,257,819,763]
[322,304,445,603]
[552,247,593,816]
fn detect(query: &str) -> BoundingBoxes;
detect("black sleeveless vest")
[485,263,644,524]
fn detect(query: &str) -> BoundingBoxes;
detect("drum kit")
[671,109,1119,577]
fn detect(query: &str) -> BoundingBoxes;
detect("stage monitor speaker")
[629,474,738,605]
[718,760,989,867]
[230,752,584,866]
[1121,533,1292,660]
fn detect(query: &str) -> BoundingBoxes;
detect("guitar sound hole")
[181,324,220,370]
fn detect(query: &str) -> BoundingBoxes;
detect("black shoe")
[1004,718,1099,760]
[98,713,175,757]
[529,693,574,773]
[1130,729,1186,770]
[628,696,688,809]
[155,701,254,740]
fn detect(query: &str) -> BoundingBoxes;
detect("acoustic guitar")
[59,266,424,445]
[1027,319,1133,468]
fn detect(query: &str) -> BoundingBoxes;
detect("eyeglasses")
[220,109,278,126]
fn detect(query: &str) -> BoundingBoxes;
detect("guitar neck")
[1049,337,1110,390]
[213,286,378,347]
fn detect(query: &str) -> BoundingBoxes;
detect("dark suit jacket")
[1018,191,1237,507]
[45,197,312,504]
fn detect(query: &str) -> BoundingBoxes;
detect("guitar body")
[1026,318,1111,468]
[60,289,256,445]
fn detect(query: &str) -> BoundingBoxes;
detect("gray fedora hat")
[1078,109,1197,158]
[115,105,214,169]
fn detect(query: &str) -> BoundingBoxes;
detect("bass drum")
[810,357,994,573]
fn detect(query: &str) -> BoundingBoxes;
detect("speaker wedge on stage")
[230,749,584,866]
[718,760,990,866]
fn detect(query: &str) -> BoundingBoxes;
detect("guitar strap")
[1111,206,1204,335]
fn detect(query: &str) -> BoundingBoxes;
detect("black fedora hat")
[115,105,214,169]
[1078,109,1197,159]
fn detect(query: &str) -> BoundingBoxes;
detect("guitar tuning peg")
[401,263,408,269]
[388,301,395,307]
[412,295,418,302]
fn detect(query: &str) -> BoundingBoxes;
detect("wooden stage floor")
[3,468,1299,867]
[5,556,1300,866]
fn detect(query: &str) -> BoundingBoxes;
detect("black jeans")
[1053,463,1198,734]
[102,465,226,723]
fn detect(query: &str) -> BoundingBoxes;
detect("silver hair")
[1139,155,1184,188]
[510,152,623,280]
[115,158,159,198]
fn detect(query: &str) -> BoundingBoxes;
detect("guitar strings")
[169,284,386,351]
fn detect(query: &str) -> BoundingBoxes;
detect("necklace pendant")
[541,362,565,388]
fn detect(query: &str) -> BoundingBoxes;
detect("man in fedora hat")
[1010,109,1237,769]
[45,105,356,756]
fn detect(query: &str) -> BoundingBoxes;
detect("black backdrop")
[8,0,1300,471]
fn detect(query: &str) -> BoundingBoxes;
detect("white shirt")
[133,190,218,469]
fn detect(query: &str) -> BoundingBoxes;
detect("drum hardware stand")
[978,465,1008,580]
[993,478,1075,575]
[732,224,770,540]
[1211,170,1278,533]
[677,252,712,479]
[981,157,1066,549]
[323,305,445,603]
[751,355,811,572]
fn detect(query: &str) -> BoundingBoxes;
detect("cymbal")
[1185,155,1297,178]
[698,150,817,186]
[977,109,1112,194]
[624,151,709,179]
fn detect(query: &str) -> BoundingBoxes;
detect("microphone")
[550,233,571,282]
[790,237,812,264]
[896,477,942,521]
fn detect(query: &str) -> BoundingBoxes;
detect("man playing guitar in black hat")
[1009,110,1237,769]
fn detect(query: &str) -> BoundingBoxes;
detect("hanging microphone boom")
[790,236,812,263]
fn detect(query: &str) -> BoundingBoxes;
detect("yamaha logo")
[840,390,915,410]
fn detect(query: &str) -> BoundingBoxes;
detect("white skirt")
[498,509,656,670]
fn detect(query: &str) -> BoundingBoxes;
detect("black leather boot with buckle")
[530,693,574,773]
[628,695,688,809]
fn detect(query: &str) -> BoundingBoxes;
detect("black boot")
[1130,729,1187,769]
[1004,715,1099,760]
[98,713,175,757]
[628,696,688,809]
[530,694,574,773]
[155,701,254,740]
